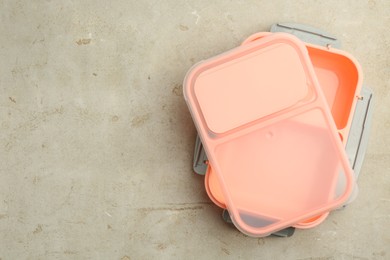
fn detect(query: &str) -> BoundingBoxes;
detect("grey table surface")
[0,1,389,259]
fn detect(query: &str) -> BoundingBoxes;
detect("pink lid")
[183,33,354,237]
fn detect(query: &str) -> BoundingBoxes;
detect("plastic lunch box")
[191,23,374,236]
[195,24,369,231]
[184,23,370,237]
[184,33,355,237]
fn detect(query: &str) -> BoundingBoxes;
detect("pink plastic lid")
[183,33,354,237]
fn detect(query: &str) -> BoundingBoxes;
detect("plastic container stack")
[183,23,373,237]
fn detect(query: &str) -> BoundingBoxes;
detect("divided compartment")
[213,108,347,235]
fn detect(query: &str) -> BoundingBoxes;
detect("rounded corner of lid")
[183,60,207,99]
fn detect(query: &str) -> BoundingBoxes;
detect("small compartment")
[194,42,310,135]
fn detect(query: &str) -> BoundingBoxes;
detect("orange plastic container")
[203,32,362,229]
[184,33,355,237]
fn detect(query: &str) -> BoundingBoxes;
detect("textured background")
[0,0,389,259]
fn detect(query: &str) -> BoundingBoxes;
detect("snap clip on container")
[183,33,354,237]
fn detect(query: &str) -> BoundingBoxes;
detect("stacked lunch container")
[184,23,373,237]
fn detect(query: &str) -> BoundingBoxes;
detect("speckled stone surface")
[0,1,389,259]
